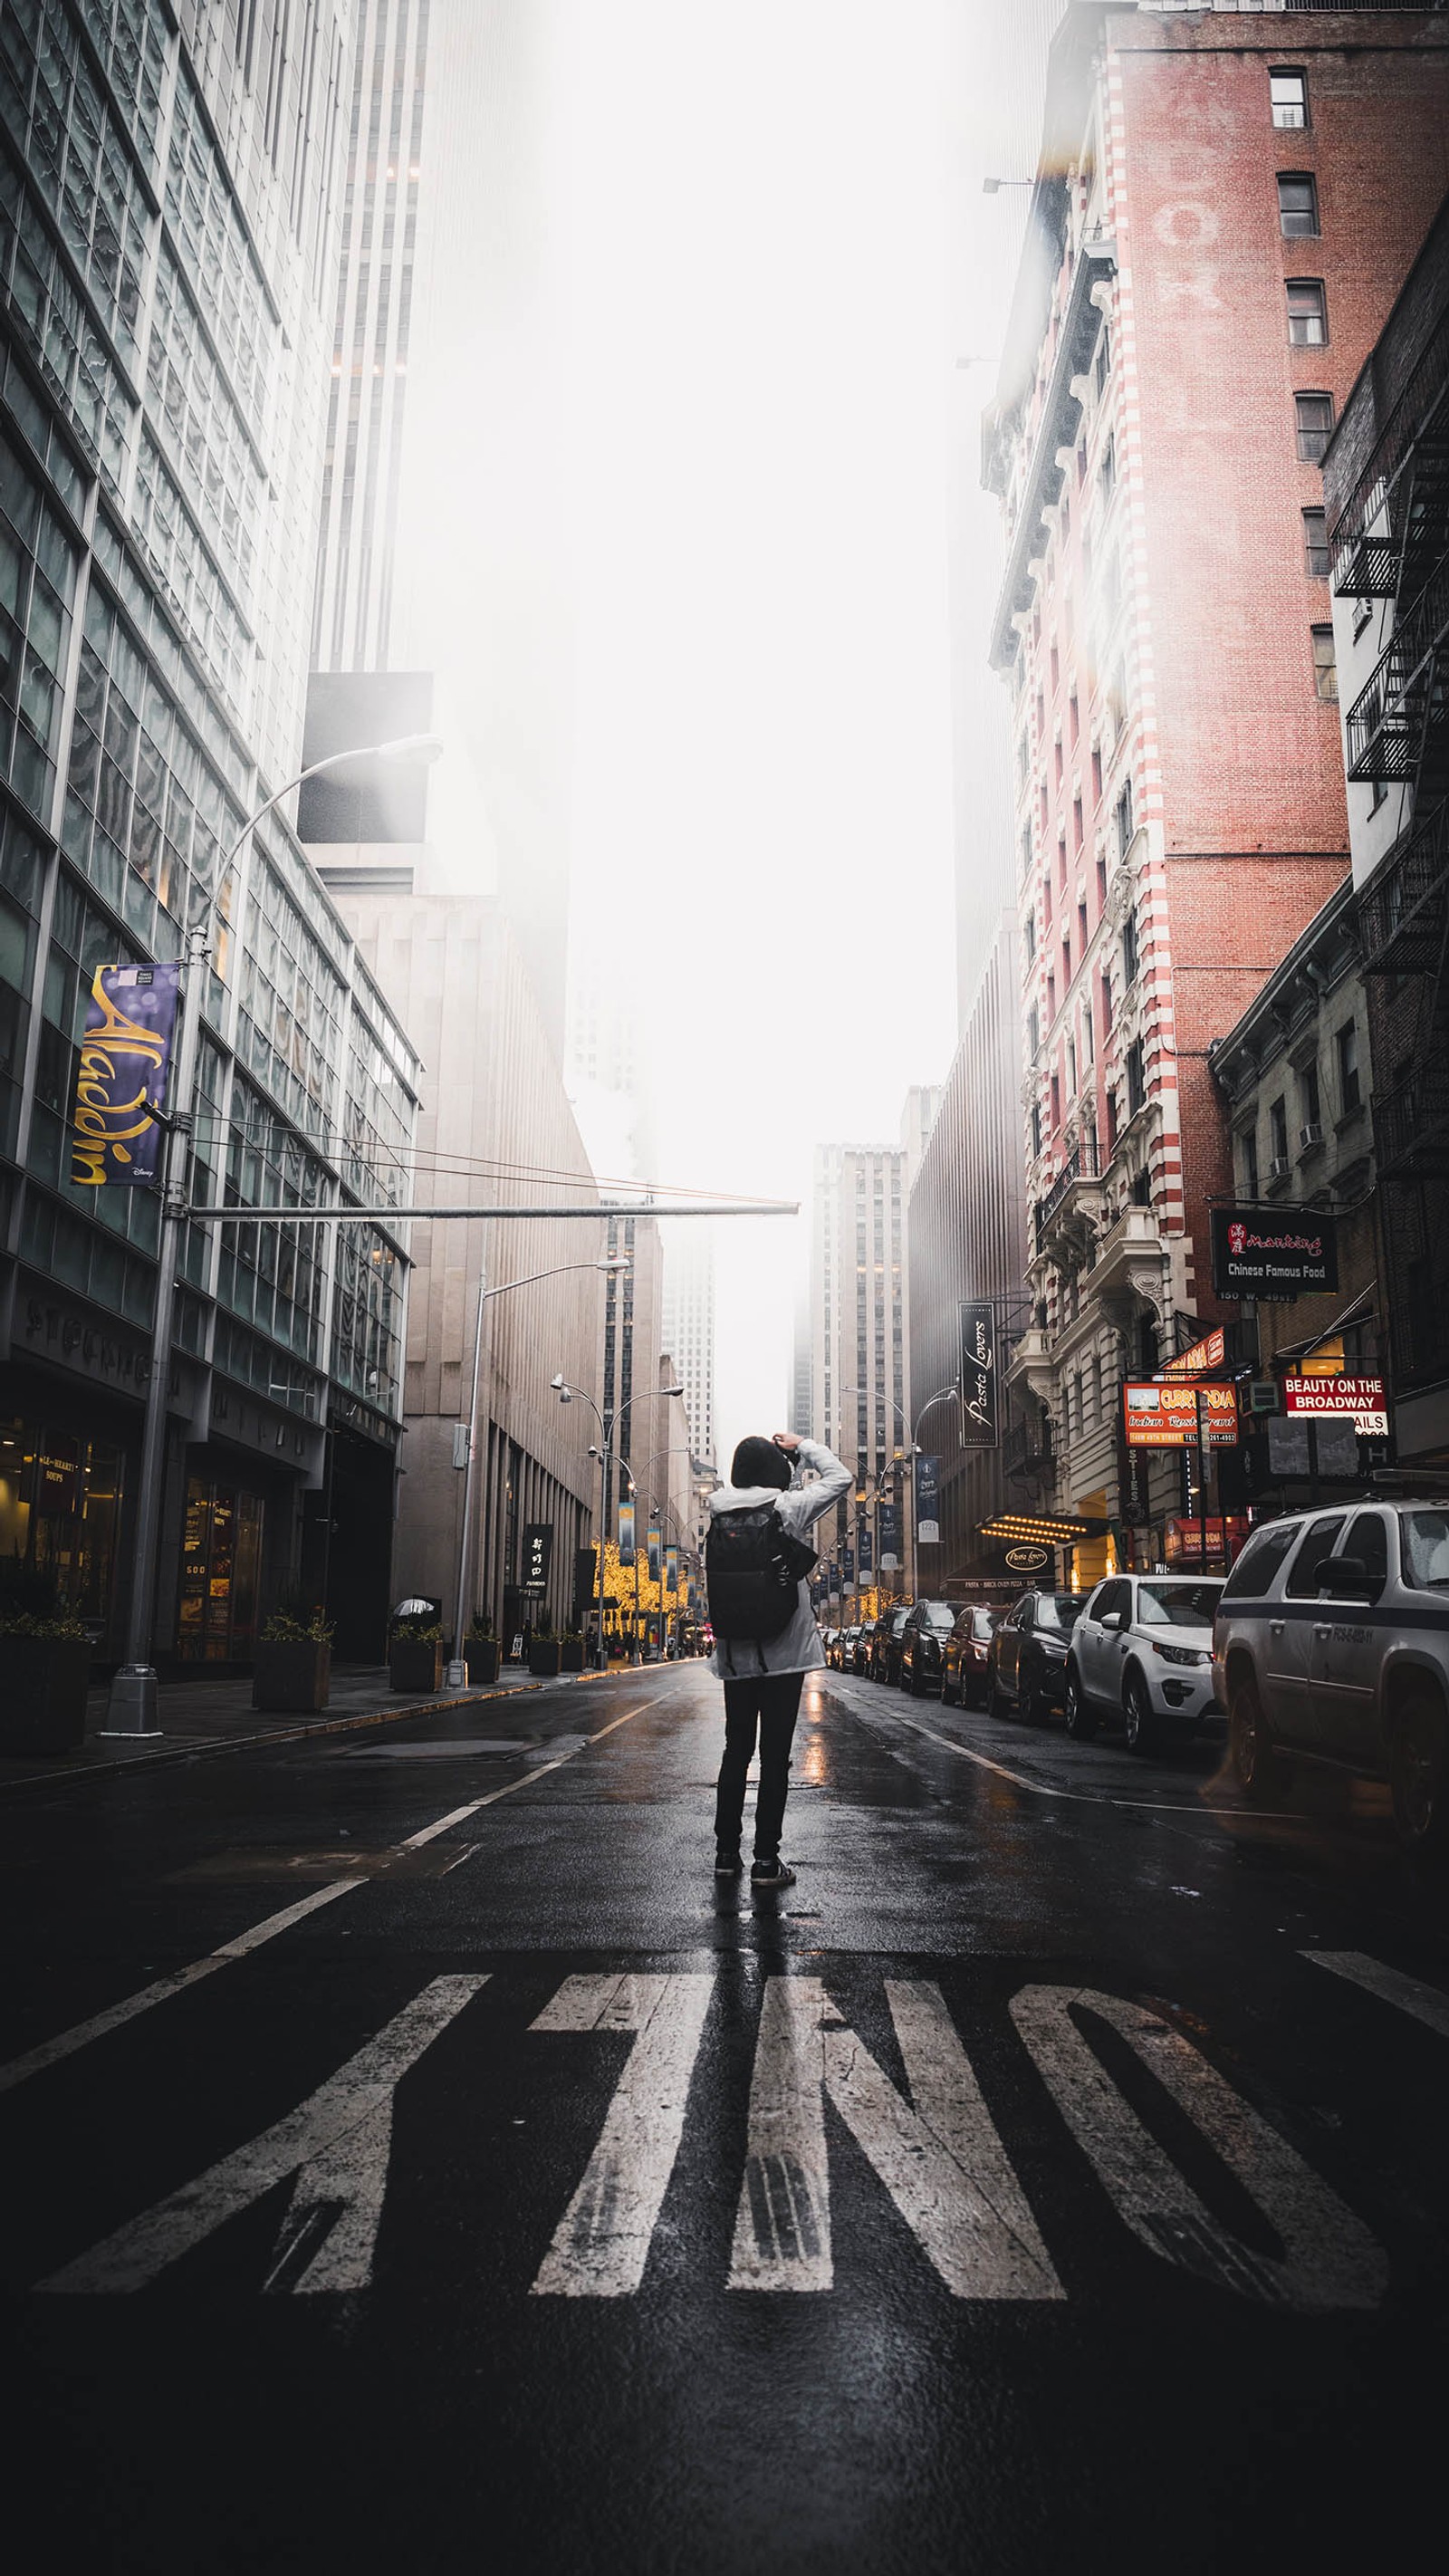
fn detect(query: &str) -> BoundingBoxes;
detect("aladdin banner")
[71,962,181,1187]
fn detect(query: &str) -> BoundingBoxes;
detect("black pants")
[715,1672,805,1857]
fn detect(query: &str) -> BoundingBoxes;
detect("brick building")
[983,4,1449,1579]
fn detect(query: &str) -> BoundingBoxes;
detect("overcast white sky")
[555,1,963,1462]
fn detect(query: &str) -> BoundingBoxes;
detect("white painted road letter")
[1011,1984,1387,2311]
[41,1975,485,2295]
[530,1973,714,2296]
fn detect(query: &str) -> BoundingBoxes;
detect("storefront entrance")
[0,1415,126,1639]
[178,1477,265,1661]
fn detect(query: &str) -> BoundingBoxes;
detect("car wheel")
[1020,1663,1051,1725]
[1122,1671,1159,1757]
[987,1668,1007,1717]
[1063,1665,1098,1743]
[1390,1690,1449,1864]
[1229,1673,1285,1802]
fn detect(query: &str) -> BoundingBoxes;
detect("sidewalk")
[0,1661,610,1798]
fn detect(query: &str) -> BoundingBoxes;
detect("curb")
[0,1665,623,1800]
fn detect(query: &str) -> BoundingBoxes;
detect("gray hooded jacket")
[706,1437,852,1679]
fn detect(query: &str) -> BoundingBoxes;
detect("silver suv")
[1212,1500,1449,1860]
[1065,1574,1225,1754]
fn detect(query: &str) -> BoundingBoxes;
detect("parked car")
[820,1626,840,1668]
[831,1624,861,1672]
[989,1591,1085,1721]
[1064,1574,1225,1754]
[898,1600,956,1696]
[871,1606,912,1685]
[941,1605,999,1708]
[1213,1498,1449,1860]
[851,1619,880,1676]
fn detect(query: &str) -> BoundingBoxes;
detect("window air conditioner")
[1268,1156,1291,1179]
[1299,1122,1323,1149]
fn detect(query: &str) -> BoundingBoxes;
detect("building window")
[1078,899,1089,955]
[1100,966,1113,1033]
[1311,624,1338,701]
[1031,1101,1042,1158]
[1073,795,1084,851]
[1028,1004,1041,1057]
[1115,775,1134,860]
[1337,1020,1361,1114]
[1126,1040,1146,1115]
[1062,932,1072,985]
[1302,507,1329,577]
[1050,1072,1061,1129]
[1099,434,1117,505]
[1069,692,1080,745]
[1091,746,1103,803]
[1024,909,1036,964]
[1295,391,1335,463]
[1271,67,1309,130]
[1270,1096,1289,1167]
[1047,973,1057,1023]
[1240,1126,1260,1200]
[1096,853,1108,908]
[1121,908,1139,985]
[1300,1059,1321,1136]
[1083,1002,1094,1066]
[1277,173,1319,238]
[1067,1035,1077,1099]
[1287,280,1328,348]
[1094,323,1110,398]
[1106,1086,1119,1146]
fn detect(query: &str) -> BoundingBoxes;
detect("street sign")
[1210,1207,1339,1302]
[959,1302,999,1447]
[1123,1381,1239,1448]
[522,1522,553,1593]
[1159,1327,1225,1380]
[1282,1373,1388,1435]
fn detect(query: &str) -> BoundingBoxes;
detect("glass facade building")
[1,0,421,1664]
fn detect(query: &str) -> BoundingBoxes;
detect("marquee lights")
[978,1513,1106,1544]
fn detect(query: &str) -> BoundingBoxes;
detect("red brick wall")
[1118,11,1449,859]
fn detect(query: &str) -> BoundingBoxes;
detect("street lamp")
[623,1444,697,1664]
[441,1253,630,1688]
[552,1376,684,1669]
[104,731,445,1737]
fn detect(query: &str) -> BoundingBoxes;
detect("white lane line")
[0,1879,356,2097]
[0,1699,656,2095]
[730,1976,834,2292]
[530,1971,714,2296]
[1305,1949,1449,2040]
[1011,1985,1387,2312]
[41,1975,485,2294]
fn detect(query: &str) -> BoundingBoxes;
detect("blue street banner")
[619,1501,636,1565]
[665,1543,678,1591]
[71,961,182,1186]
[959,1301,999,1447]
[648,1525,662,1581]
[916,1456,941,1545]
[878,1501,900,1571]
[858,1523,874,1577]
[843,1544,855,1583]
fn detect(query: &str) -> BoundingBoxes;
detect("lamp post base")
[99,1664,163,1738]
[443,1658,468,1688]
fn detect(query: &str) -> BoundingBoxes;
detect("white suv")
[1212,1500,1449,1860]
[1064,1574,1225,1755]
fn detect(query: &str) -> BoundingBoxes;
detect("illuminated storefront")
[0,1416,126,1636]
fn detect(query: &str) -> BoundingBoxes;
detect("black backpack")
[705,1504,817,1642]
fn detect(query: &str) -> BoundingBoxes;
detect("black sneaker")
[715,1843,743,1876]
[751,1855,796,1889]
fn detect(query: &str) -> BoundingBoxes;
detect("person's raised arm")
[772,1431,851,1531]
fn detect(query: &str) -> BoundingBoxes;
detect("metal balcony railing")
[1374,1055,1449,1179]
[1032,1130,1101,1252]
[1003,1415,1051,1482]
[1329,304,1449,591]
[1345,560,1449,781]
[1358,796,1449,977]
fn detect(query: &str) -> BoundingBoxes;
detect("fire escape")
[1335,299,1449,1399]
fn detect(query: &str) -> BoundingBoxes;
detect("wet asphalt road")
[4,1661,1449,2575]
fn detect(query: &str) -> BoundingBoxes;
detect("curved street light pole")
[624,1444,698,1662]
[443,1254,629,1687]
[552,1377,683,1668]
[105,733,443,1737]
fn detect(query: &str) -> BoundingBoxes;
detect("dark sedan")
[870,1606,911,1685]
[851,1619,880,1676]
[941,1605,999,1708]
[989,1590,1086,1722]
[897,1600,956,1696]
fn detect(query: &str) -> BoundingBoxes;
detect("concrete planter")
[465,1639,500,1685]
[560,1639,585,1673]
[252,1639,331,1715]
[389,1638,443,1694]
[527,1640,561,1677]
[0,1635,91,1754]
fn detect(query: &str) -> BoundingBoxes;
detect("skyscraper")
[809,1142,909,1478]
[661,1226,715,1470]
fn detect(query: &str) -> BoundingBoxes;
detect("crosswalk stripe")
[40,1975,486,2295]
[1304,1949,1449,2040]
[530,1973,714,2296]
[1011,1985,1387,2311]
[730,1978,834,2291]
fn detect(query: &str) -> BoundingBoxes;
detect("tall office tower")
[306,0,573,1051]
[661,1226,715,1470]
[809,1143,910,1479]
[0,0,427,1665]
[898,1085,942,1190]
[907,918,1029,1597]
[984,4,1449,1585]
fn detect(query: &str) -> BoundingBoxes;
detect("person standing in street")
[705,1429,851,1889]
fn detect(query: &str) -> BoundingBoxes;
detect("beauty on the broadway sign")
[1211,1207,1339,1302]
[1283,1374,1388,1436]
